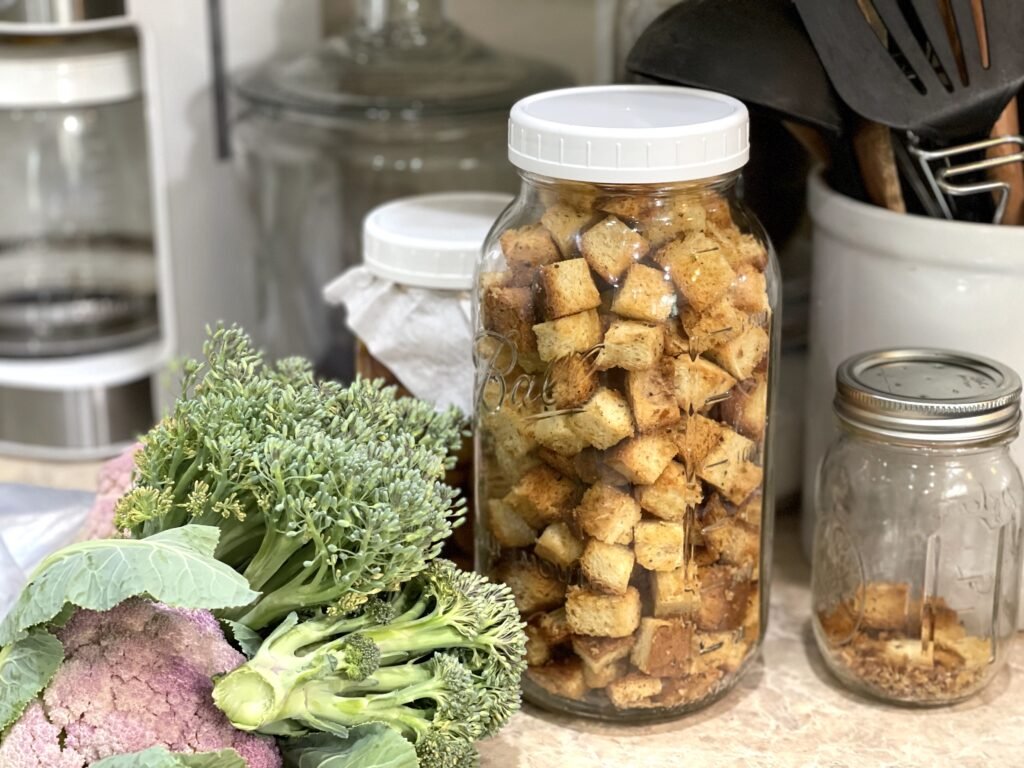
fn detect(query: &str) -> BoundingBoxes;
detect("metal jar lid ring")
[834,348,1022,445]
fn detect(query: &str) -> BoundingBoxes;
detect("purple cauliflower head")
[0,599,280,768]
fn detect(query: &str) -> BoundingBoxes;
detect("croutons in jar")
[473,85,778,720]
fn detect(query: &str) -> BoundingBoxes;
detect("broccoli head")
[0,599,280,768]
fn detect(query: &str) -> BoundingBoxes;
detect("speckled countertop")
[479,513,1023,768]
[4,458,1019,768]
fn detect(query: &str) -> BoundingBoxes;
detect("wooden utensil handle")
[989,99,1024,226]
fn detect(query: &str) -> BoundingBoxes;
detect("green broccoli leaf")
[0,526,259,646]
[222,620,264,659]
[281,727,420,768]
[0,629,64,732]
[92,746,247,768]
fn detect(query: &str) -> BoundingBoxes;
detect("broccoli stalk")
[212,561,526,768]
[115,327,466,629]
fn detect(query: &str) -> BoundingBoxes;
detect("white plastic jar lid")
[508,84,750,184]
[361,192,512,290]
[0,36,141,109]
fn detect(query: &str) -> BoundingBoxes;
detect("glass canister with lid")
[473,85,779,719]
[813,348,1024,705]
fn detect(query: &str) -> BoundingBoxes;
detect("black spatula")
[793,0,1024,144]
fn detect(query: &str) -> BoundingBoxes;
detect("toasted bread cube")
[539,258,602,319]
[580,216,650,283]
[570,388,635,450]
[566,585,642,638]
[541,203,591,257]
[547,352,598,409]
[730,264,769,315]
[641,198,708,247]
[595,320,664,371]
[626,364,681,433]
[634,520,687,572]
[681,299,748,355]
[663,319,690,357]
[710,224,768,270]
[697,565,753,631]
[667,356,737,414]
[574,483,642,545]
[856,582,911,631]
[500,223,560,271]
[744,586,761,639]
[698,427,761,504]
[652,566,701,619]
[504,465,577,529]
[720,373,767,440]
[483,285,537,355]
[573,448,628,486]
[736,493,763,528]
[580,539,635,595]
[703,192,733,228]
[482,405,537,475]
[611,263,675,322]
[535,522,585,568]
[537,447,578,479]
[534,309,603,363]
[656,670,723,707]
[606,673,664,709]
[571,634,637,668]
[488,499,538,548]
[496,558,566,617]
[606,431,679,485]
[709,324,769,382]
[693,631,751,674]
[525,622,553,666]
[533,413,589,456]
[670,414,725,474]
[534,608,572,647]
[632,617,694,677]
[582,658,628,689]
[634,461,703,521]
[597,195,652,221]
[527,659,588,701]
[662,239,737,313]
[703,516,759,570]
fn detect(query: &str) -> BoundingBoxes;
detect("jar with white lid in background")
[474,85,779,719]
[813,348,1024,705]
[324,191,511,570]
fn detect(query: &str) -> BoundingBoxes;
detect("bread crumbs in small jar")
[473,85,779,720]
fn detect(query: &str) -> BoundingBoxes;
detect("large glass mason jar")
[813,349,1024,705]
[473,86,779,719]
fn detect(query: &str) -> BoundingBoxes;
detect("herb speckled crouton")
[720,373,767,440]
[481,405,537,476]
[693,631,751,675]
[536,607,572,646]
[702,514,759,571]
[541,203,592,257]
[504,465,578,529]
[730,263,769,315]
[663,319,690,357]
[580,539,635,595]
[570,388,634,449]
[580,216,650,283]
[606,673,664,709]
[611,264,675,322]
[565,585,642,638]
[572,634,636,669]
[525,622,553,666]
[697,565,753,631]
[634,520,687,572]
[709,224,768,270]
[595,320,665,371]
[535,522,585,568]
[697,425,762,504]
[709,324,769,382]
[527,659,588,701]
[597,195,652,222]
[652,565,701,619]
[496,557,567,616]
[631,617,694,677]
[533,309,603,362]
[656,670,723,707]
[488,498,537,548]
[574,483,642,545]
[626,364,681,433]
[661,239,736,313]
[670,414,725,474]
[640,198,708,247]
[681,299,748,355]
[606,431,679,485]
[573,448,628,486]
[539,258,602,319]
[634,461,703,521]
[537,446,578,479]
[533,413,589,456]
[483,285,537,355]
[547,352,598,409]
[500,223,560,271]
[667,355,737,414]
[583,658,629,689]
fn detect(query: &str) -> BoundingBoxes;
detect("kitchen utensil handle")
[853,121,906,213]
[988,99,1023,225]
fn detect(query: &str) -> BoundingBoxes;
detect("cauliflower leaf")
[0,526,258,646]
[0,629,63,731]
[92,746,247,768]
[281,727,419,768]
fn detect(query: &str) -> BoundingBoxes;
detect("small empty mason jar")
[813,348,1024,705]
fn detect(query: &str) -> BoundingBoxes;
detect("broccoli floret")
[114,327,466,630]
[212,561,526,764]
[0,599,281,768]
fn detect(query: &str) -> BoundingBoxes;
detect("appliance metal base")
[0,376,154,461]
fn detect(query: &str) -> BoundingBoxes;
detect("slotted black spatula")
[793,0,1024,144]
